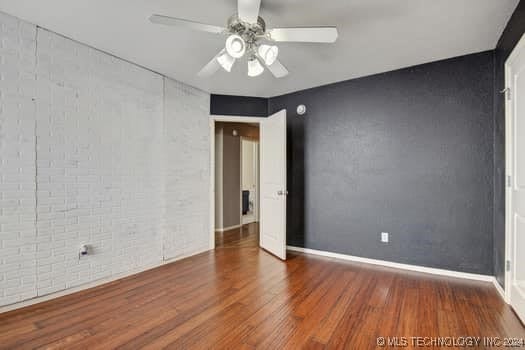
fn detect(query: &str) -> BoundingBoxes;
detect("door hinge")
[506,260,511,272]
[501,87,511,100]
[507,175,512,187]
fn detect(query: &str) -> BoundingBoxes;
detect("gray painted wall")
[215,127,224,229]
[221,126,241,229]
[269,51,495,274]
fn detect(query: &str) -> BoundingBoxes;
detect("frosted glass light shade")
[248,58,264,77]
[225,34,246,59]
[217,51,235,72]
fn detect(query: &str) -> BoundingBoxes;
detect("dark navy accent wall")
[210,94,268,117]
[493,0,525,287]
[268,51,495,274]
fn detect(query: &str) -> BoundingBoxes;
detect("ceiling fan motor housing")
[227,14,266,52]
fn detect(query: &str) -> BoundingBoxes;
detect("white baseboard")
[215,224,242,232]
[287,245,501,285]
[492,277,507,302]
[0,247,211,314]
[242,216,256,225]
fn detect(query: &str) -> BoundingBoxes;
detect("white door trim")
[505,33,525,304]
[239,136,244,228]
[240,137,258,225]
[209,115,266,249]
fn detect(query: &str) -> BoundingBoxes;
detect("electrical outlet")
[79,244,90,259]
[381,232,389,243]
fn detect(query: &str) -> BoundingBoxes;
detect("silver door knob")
[277,190,288,196]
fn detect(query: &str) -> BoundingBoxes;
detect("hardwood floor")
[215,222,259,249]
[1,227,524,349]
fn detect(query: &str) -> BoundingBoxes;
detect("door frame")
[240,136,259,225]
[209,115,266,249]
[504,33,525,303]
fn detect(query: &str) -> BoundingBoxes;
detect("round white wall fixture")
[297,104,307,115]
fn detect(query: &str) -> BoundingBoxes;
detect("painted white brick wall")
[0,12,38,306]
[34,28,165,296]
[163,79,210,260]
[0,12,212,307]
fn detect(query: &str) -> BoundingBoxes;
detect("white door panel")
[507,33,525,324]
[260,109,287,260]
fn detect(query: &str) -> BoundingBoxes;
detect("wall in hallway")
[220,123,241,229]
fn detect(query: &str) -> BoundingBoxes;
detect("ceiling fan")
[149,0,338,78]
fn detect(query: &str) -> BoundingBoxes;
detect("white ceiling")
[0,0,519,97]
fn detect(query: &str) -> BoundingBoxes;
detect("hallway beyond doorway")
[215,223,259,249]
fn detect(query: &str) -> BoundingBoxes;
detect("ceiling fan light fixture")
[150,4,337,79]
[225,34,246,58]
[217,51,235,72]
[248,58,264,77]
[258,44,279,66]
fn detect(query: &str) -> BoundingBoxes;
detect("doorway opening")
[214,121,260,249]
[209,111,288,260]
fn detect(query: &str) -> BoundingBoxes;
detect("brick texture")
[163,79,210,260]
[0,12,211,307]
[0,12,38,306]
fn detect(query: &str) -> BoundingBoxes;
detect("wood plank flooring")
[215,222,259,249]
[0,224,523,349]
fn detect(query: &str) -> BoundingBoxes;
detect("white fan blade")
[266,58,289,78]
[255,52,288,78]
[150,14,225,34]
[268,27,338,43]
[197,50,223,77]
[238,0,261,24]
